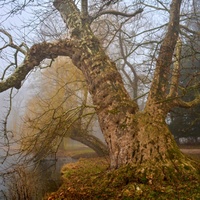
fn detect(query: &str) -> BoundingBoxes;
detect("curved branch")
[0,40,74,92]
[173,96,200,108]
[92,8,143,21]
[70,130,108,156]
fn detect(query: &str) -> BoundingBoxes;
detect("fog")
[0,70,54,199]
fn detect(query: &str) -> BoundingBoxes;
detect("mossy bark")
[52,0,200,174]
[72,42,139,168]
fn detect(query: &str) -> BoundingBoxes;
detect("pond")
[0,154,77,200]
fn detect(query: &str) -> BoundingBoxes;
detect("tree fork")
[53,0,200,173]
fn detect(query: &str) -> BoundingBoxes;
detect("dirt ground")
[180,148,200,154]
[56,145,200,161]
[180,145,200,161]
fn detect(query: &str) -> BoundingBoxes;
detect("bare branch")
[92,8,143,21]
[0,29,28,55]
[157,0,170,11]
[0,40,74,92]
[119,31,138,99]
[174,96,200,108]
[141,2,169,12]
[180,24,200,36]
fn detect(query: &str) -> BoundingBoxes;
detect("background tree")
[169,54,200,141]
[21,56,107,160]
[169,0,200,142]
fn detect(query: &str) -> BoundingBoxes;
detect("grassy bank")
[44,147,200,200]
[44,157,200,200]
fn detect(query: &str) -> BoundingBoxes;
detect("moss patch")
[44,157,200,200]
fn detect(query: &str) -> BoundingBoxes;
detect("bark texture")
[130,0,195,172]
[54,0,139,168]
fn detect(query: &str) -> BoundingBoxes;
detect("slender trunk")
[81,0,88,17]
[146,0,182,104]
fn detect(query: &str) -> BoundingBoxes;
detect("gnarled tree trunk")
[53,0,199,175]
[54,0,139,168]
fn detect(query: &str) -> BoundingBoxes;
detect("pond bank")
[44,147,200,200]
